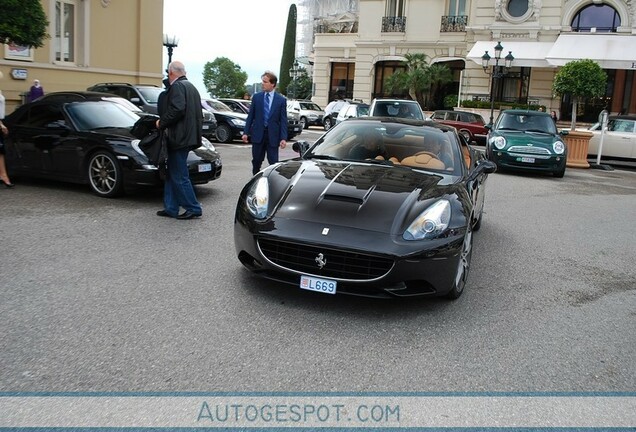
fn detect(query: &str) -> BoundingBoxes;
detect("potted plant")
[552,59,607,168]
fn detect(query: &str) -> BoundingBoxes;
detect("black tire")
[553,165,565,178]
[446,225,473,300]
[459,129,473,143]
[472,209,483,231]
[300,117,307,130]
[87,151,123,198]
[215,124,233,143]
[323,117,332,130]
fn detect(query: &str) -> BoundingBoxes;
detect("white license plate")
[198,163,212,172]
[300,275,337,295]
[520,157,535,163]
[202,125,209,130]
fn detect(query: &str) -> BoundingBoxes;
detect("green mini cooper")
[486,109,568,178]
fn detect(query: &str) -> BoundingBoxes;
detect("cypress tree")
[279,4,297,97]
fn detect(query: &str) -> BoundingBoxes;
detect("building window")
[329,63,355,101]
[55,0,75,62]
[571,4,620,32]
[373,61,407,99]
[507,0,528,18]
[385,0,405,17]
[448,0,466,16]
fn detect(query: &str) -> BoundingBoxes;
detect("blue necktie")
[264,92,270,127]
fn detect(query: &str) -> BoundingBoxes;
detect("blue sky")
[163,0,295,96]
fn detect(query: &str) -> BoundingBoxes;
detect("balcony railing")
[382,16,406,33]
[440,15,468,32]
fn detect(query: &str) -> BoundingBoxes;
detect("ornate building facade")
[307,0,636,121]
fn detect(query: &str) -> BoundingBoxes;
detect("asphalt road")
[1,127,635,394]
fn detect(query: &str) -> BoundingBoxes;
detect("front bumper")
[490,149,566,174]
[234,216,465,298]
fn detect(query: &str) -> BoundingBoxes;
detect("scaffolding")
[296,0,359,60]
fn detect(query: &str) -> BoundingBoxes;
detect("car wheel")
[446,225,473,300]
[472,209,483,231]
[300,117,307,130]
[323,117,332,130]
[459,129,473,143]
[553,165,565,178]
[87,151,123,198]
[215,124,233,143]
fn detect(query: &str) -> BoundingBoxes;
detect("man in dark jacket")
[155,61,203,220]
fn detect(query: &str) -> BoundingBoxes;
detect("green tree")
[278,4,297,96]
[552,59,607,130]
[288,68,312,100]
[0,0,48,47]
[384,53,452,109]
[202,57,248,98]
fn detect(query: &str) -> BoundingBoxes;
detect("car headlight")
[403,199,451,241]
[553,140,565,154]
[231,119,246,127]
[246,177,269,219]
[200,136,216,151]
[490,136,506,150]
[130,139,145,157]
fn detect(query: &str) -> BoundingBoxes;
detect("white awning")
[467,41,555,68]
[546,34,636,69]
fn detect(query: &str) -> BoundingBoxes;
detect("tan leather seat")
[400,151,445,170]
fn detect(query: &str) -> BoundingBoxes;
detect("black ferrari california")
[234,117,496,299]
[4,94,222,197]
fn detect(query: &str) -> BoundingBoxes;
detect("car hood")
[492,130,559,147]
[265,160,459,234]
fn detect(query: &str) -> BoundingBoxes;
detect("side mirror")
[559,129,569,136]
[292,140,311,156]
[130,97,142,105]
[467,159,497,182]
[46,120,70,130]
[484,124,492,131]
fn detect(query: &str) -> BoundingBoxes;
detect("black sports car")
[4,94,222,197]
[234,117,496,299]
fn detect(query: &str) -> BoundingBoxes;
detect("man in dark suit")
[241,71,288,175]
[155,61,203,220]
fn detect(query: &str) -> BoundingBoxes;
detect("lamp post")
[481,41,514,126]
[288,60,301,100]
[162,34,179,73]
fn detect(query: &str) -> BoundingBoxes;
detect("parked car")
[430,110,488,145]
[335,101,369,125]
[201,98,248,143]
[234,117,497,299]
[486,109,567,178]
[3,94,222,197]
[369,98,425,120]
[218,98,251,115]
[587,115,636,161]
[287,100,325,129]
[88,82,217,139]
[215,97,302,140]
[322,100,349,130]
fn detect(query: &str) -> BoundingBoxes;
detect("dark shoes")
[156,209,202,219]
[2,180,14,188]
[176,210,202,220]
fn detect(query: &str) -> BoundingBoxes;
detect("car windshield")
[357,105,370,116]
[65,101,140,131]
[306,120,460,173]
[374,102,424,120]
[136,87,163,104]
[301,102,322,111]
[101,96,143,113]
[203,99,232,112]
[496,113,557,134]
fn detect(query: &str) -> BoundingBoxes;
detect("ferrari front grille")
[257,238,394,281]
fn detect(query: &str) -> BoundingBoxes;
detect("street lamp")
[288,59,301,100]
[481,41,514,126]
[162,34,179,73]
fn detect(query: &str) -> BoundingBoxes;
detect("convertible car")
[234,117,496,299]
[4,94,222,197]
